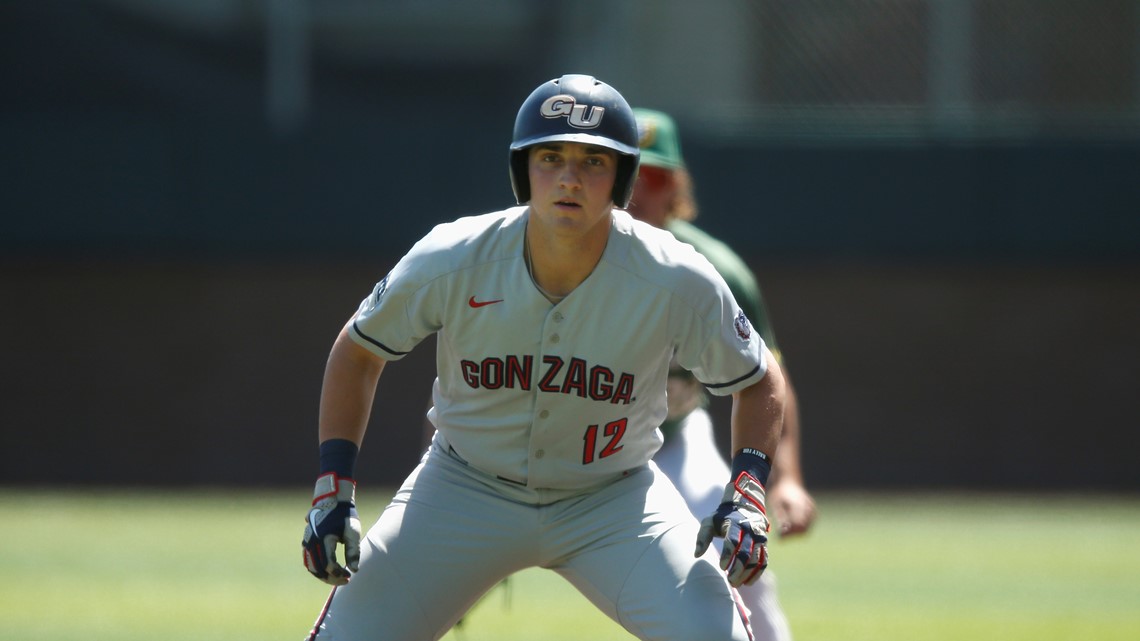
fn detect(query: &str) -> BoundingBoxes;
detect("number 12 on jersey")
[582,418,627,464]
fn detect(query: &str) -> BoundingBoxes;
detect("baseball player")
[628,108,818,641]
[301,74,787,641]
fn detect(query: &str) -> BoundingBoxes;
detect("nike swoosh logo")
[468,296,504,308]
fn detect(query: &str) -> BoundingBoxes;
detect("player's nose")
[557,163,583,189]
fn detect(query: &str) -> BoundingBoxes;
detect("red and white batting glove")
[302,472,361,586]
[694,449,772,587]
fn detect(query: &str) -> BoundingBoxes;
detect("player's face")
[626,165,675,229]
[527,142,618,238]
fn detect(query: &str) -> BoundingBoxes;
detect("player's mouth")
[554,199,582,209]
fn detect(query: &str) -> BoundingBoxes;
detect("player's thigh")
[556,468,751,641]
[312,452,536,640]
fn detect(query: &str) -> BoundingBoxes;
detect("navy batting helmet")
[509,74,640,208]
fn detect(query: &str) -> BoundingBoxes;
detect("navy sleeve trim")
[352,320,410,357]
[703,364,762,390]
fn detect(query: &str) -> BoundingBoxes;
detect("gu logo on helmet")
[540,94,604,129]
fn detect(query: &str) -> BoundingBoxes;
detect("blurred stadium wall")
[2,1,1137,490]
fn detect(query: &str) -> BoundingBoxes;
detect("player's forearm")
[729,350,786,459]
[318,325,387,446]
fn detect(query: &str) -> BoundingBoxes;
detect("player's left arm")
[694,346,786,587]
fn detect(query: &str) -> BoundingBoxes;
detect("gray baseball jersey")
[348,206,766,491]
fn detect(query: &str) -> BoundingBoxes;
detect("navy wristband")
[732,448,772,487]
[319,438,359,479]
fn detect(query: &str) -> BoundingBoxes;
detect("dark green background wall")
[3,3,1137,490]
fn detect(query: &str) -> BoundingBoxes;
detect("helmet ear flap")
[612,155,640,209]
[509,149,531,204]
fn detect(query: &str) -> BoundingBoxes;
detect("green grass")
[1,489,1137,641]
[772,493,1140,641]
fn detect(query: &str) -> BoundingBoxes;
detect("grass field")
[1,489,1137,641]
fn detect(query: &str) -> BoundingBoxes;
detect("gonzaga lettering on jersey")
[460,355,635,404]
[348,207,766,491]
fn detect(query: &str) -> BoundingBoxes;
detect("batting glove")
[302,472,361,586]
[694,449,772,587]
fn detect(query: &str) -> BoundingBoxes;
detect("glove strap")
[312,472,356,506]
[726,449,771,533]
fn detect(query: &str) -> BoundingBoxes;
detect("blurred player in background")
[301,75,787,641]
[628,108,817,641]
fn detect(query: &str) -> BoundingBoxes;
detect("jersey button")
[553,312,564,323]
[550,334,560,343]
[535,449,545,459]
[539,410,549,419]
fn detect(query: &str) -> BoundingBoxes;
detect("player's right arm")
[302,320,387,586]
